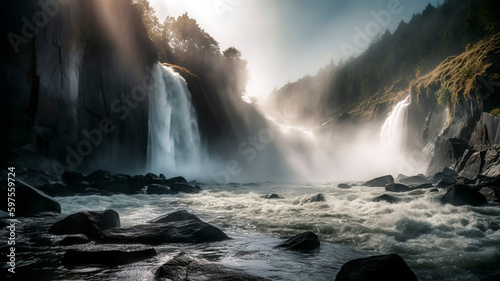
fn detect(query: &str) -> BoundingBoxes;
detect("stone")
[0,180,61,216]
[149,210,202,223]
[147,184,174,195]
[275,231,320,252]
[165,176,188,186]
[385,183,411,192]
[478,186,500,202]
[411,183,434,189]
[62,248,156,266]
[84,170,113,184]
[399,175,430,185]
[61,170,85,185]
[49,210,120,240]
[338,184,351,189]
[155,253,269,281]
[170,183,202,194]
[363,175,394,187]
[458,151,486,179]
[440,184,487,206]
[98,220,229,244]
[95,178,145,194]
[60,234,90,246]
[335,254,418,281]
[261,194,283,199]
[302,193,326,203]
[373,194,401,204]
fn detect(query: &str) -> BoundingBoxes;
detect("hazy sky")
[149,0,441,102]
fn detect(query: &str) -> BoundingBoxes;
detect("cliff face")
[1,0,157,173]
[405,34,500,175]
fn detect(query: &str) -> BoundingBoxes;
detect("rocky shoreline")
[1,162,499,280]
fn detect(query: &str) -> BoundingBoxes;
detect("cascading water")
[379,95,411,174]
[147,62,205,177]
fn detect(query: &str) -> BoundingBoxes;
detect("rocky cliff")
[1,0,157,173]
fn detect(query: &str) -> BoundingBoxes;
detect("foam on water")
[56,183,500,280]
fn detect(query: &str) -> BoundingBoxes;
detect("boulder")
[335,254,418,281]
[372,194,401,204]
[411,183,434,190]
[385,183,411,192]
[98,220,229,244]
[399,175,430,185]
[61,170,85,185]
[275,231,320,252]
[165,176,188,186]
[60,234,90,246]
[149,210,202,223]
[482,145,500,177]
[0,180,61,216]
[442,167,459,178]
[261,193,283,199]
[49,209,120,240]
[145,173,163,183]
[440,184,487,206]
[155,253,269,281]
[458,151,486,179]
[436,175,458,188]
[170,183,201,194]
[478,186,500,202]
[62,248,156,266]
[84,170,113,184]
[363,175,394,187]
[147,184,174,195]
[302,193,326,203]
[95,178,145,194]
[338,184,351,189]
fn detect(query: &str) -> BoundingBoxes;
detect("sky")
[149,0,441,102]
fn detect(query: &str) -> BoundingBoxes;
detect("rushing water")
[147,63,205,178]
[5,183,496,280]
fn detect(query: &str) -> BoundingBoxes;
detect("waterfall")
[147,63,204,177]
[380,95,411,173]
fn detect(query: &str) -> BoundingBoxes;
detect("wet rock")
[372,194,401,204]
[302,193,326,203]
[159,173,167,180]
[49,210,120,240]
[62,248,156,266]
[399,175,430,185]
[170,183,201,194]
[458,151,486,179]
[243,182,260,186]
[261,193,283,199]
[442,167,459,178]
[478,175,500,187]
[145,173,163,184]
[0,180,61,216]
[147,184,174,195]
[478,187,500,202]
[61,170,85,185]
[385,183,411,192]
[411,183,434,190]
[165,176,188,186]
[275,231,320,252]
[155,253,269,281]
[440,184,487,206]
[436,175,458,188]
[149,210,202,223]
[481,145,500,177]
[338,183,351,189]
[60,234,90,246]
[363,175,394,187]
[98,220,229,244]
[335,254,418,281]
[429,188,439,192]
[95,178,145,194]
[84,170,113,184]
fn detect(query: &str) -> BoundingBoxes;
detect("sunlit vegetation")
[132,0,248,97]
[491,108,500,117]
[269,0,500,122]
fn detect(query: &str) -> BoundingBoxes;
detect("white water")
[147,63,205,178]
[55,183,500,280]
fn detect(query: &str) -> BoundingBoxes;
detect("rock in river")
[49,209,120,240]
[363,175,394,187]
[335,254,418,281]
[0,180,61,216]
[275,231,320,252]
[440,184,487,206]
[62,248,156,266]
[155,253,269,281]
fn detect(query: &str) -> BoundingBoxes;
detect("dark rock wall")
[1,0,157,173]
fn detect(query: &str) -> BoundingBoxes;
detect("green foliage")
[436,84,452,109]
[273,0,500,121]
[491,108,500,117]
